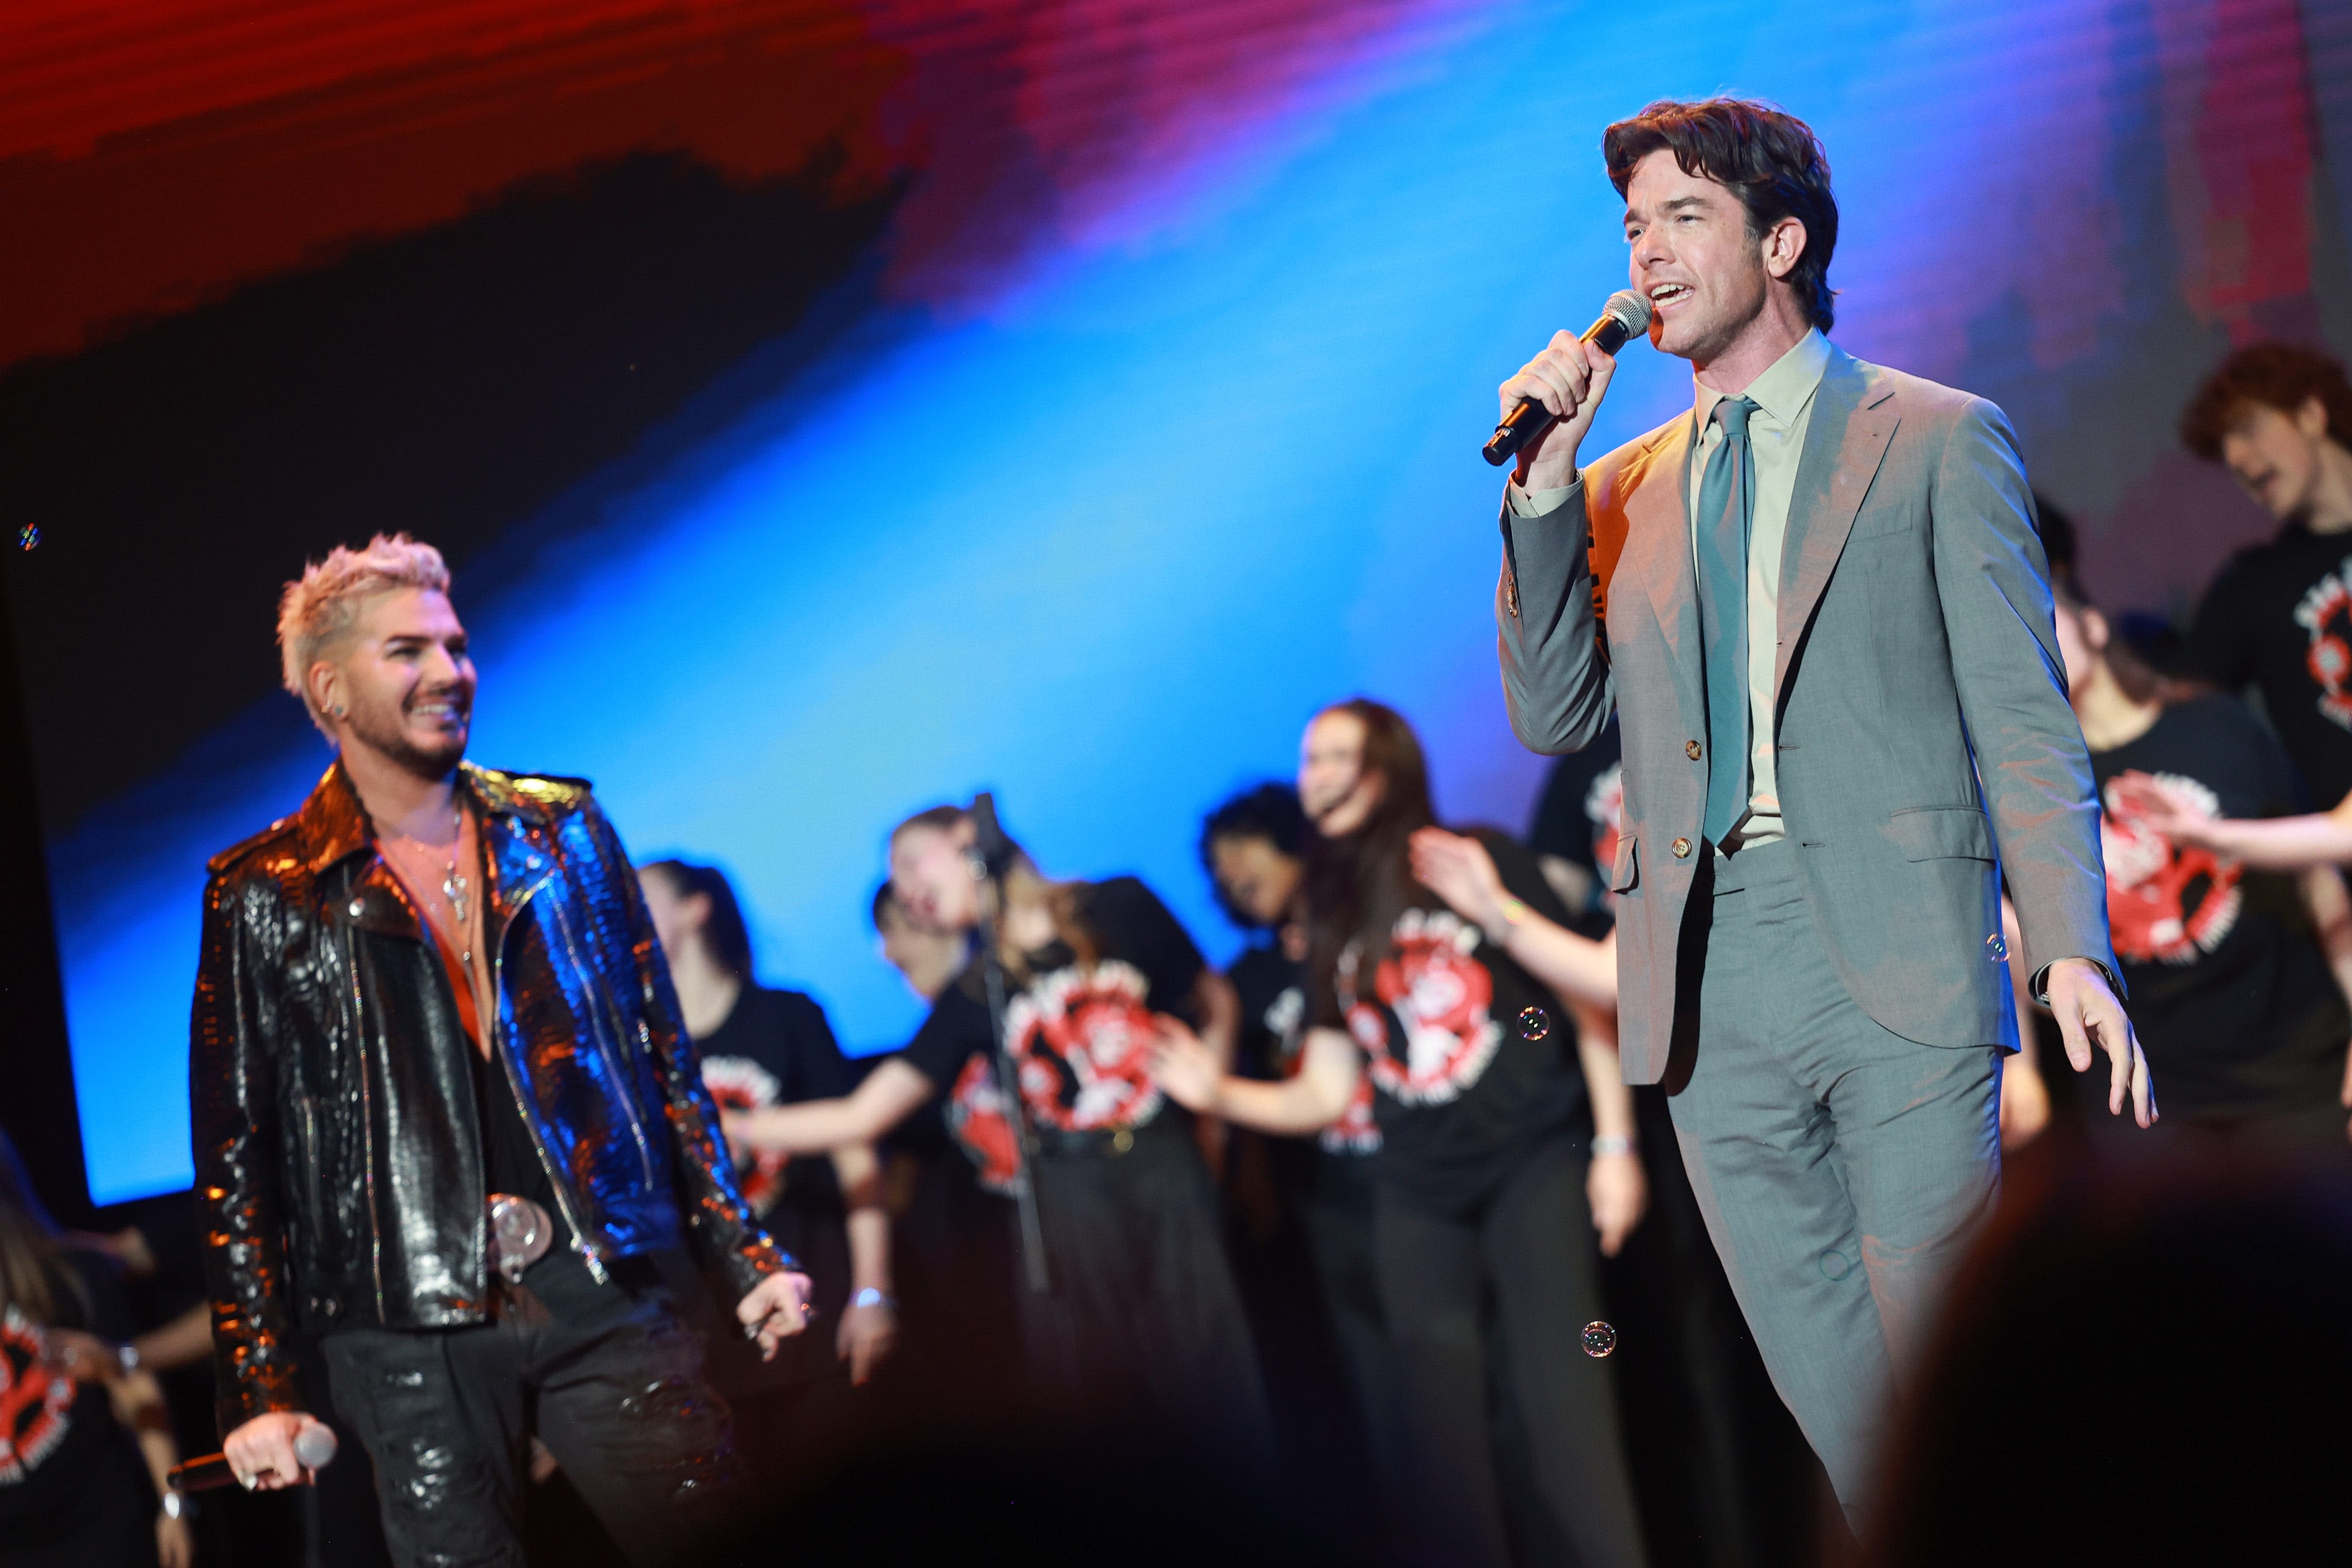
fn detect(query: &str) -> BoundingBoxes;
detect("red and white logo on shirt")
[2100,773,2243,964]
[1,1305,77,1485]
[947,1055,1028,1196]
[1267,985,1380,1155]
[944,962,1165,1191]
[2294,560,2352,733]
[701,1055,790,1213]
[1005,960,1165,1132]
[1341,909,1503,1105]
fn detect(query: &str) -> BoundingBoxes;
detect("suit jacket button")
[1686,740,1702,760]
[1672,837,1692,858]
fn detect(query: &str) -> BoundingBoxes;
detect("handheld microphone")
[1482,289,1655,467]
[968,792,1016,879]
[169,1425,338,1492]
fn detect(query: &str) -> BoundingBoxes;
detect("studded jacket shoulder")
[191,760,786,1436]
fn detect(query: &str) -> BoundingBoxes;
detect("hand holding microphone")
[193,1410,338,1492]
[1484,289,1653,481]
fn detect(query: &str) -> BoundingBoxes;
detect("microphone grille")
[1606,289,1654,333]
[294,1426,340,1470]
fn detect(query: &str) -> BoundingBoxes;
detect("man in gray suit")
[1492,99,2155,1523]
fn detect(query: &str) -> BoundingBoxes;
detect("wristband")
[1591,1134,1636,1158]
[851,1288,897,1311]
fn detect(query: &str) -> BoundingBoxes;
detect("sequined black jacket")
[192,761,785,1434]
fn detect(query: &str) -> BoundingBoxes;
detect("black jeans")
[1375,1135,1649,1568]
[322,1250,742,1568]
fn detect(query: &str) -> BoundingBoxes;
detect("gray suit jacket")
[1497,345,2116,1084]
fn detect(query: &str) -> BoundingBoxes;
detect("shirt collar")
[1693,327,1832,433]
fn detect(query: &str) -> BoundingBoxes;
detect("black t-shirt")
[696,985,854,1229]
[2090,694,2350,1120]
[1228,941,1298,1084]
[1337,830,1588,1211]
[1230,941,1379,1156]
[900,877,1205,1193]
[2184,523,2352,805]
[1526,718,1624,938]
[0,1249,145,1528]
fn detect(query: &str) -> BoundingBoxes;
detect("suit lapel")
[1623,417,1706,737]
[1774,352,1897,710]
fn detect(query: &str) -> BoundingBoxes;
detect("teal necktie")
[1695,396,1757,847]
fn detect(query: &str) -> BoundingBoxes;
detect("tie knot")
[1713,395,1757,440]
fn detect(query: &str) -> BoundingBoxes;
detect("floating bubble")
[1518,1006,1550,1042]
[15,524,36,551]
[1581,1320,1617,1358]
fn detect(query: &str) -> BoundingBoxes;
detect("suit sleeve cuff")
[2030,955,2120,1006]
[1505,479,1580,518]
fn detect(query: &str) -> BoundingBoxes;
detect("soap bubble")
[15,524,36,551]
[1581,1321,1617,1358]
[1518,1006,1549,1041]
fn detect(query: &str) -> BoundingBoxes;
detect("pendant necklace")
[440,803,472,931]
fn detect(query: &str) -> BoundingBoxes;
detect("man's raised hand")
[1499,331,1618,492]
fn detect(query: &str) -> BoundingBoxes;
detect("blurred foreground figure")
[191,534,809,1568]
[1866,1158,2352,1564]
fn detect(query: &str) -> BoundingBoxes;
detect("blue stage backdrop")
[7,0,2348,1202]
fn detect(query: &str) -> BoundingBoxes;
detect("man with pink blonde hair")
[274,533,452,735]
[193,533,811,1567]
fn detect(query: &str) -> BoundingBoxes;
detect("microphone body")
[1482,289,1655,467]
[170,1425,338,1492]
[969,791,1016,879]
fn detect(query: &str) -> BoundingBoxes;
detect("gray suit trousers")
[1669,839,2002,1521]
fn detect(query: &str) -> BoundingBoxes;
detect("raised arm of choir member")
[2109,771,2352,872]
[723,1057,936,1156]
[1406,827,1618,1010]
[1152,1019,1364,1136]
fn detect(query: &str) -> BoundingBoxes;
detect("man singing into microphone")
[1492,99,2152,1524]
[192,534,810,1567]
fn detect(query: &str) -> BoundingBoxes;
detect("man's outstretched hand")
[2043,957,2156,1127]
